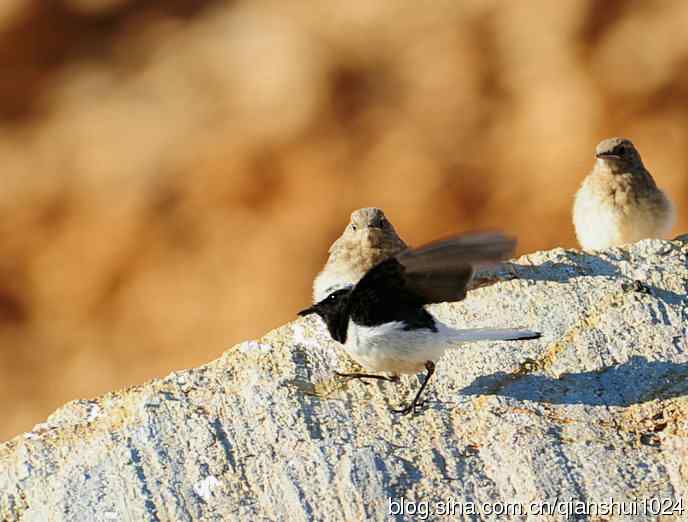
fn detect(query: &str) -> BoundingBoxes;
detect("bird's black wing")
[396,232,515,302]
[348,232,515,327]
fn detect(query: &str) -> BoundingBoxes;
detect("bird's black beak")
[596,152,620,160]
[298,305,317,317]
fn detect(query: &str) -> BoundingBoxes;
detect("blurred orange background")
[1,0,687,441]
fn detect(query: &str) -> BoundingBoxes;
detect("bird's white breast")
[573,183,624,250]
[573,175,673,250]
[344,321,450,374]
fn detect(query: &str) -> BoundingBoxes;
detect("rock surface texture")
[2,240,688,521]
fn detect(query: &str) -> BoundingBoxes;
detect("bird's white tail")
[447,327,541,343]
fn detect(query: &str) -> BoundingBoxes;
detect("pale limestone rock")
[2,240,688,521]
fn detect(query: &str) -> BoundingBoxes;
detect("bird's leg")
[335,371,400,383]
[392,361,436,416]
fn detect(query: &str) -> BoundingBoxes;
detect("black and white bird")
[299,232,541,415]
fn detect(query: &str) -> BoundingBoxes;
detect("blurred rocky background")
[1,0,687,441]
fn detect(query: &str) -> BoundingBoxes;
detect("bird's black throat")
[298,288,352,344]
[300,259,443,345]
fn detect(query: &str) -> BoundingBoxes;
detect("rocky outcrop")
[2,240,688,521]
[3,0,688,443]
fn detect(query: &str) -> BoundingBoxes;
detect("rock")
[2,240,688,521]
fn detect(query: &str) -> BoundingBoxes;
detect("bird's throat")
[324,311,349,344]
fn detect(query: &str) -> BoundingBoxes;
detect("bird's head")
[340,207,403,250]
[298,288,351,343]
[594,137,644,173]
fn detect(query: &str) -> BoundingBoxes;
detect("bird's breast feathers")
[573,181,625,249]
[343,320,448,374]
[574,173,674,249]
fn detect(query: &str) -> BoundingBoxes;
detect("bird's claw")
[633,280,653,294]
[621,279,652,295]
[391,400,426,416]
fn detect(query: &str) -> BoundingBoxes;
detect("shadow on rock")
[468,257,619,290]
[506,258,686,307]
[461,355,688,407]
[505,257,620,284]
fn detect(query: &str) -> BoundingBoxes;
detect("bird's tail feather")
[449,328,541,343]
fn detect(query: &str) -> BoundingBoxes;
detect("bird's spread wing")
[348,232,515,326]
[396,232,515,273]
[396,232,515,302]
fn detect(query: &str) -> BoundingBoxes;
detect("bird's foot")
[391,400,426,416]
[391,361,435,416]
[622,279,652,295]
[632,280,653,295]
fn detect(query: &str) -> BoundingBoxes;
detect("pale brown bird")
[573,138,675,250]
[313,208,407,303]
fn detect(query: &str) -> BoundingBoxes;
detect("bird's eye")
[351,224,357,231]
[617,146,626,155]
